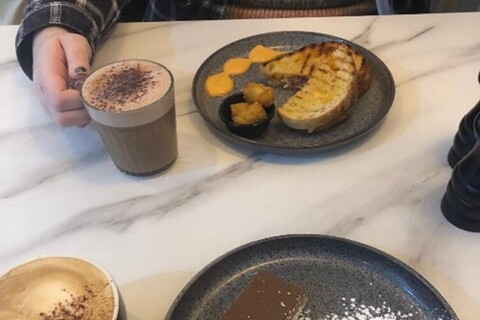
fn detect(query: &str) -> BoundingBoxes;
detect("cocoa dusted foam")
[82,60,172,112]
[0,257,115,320]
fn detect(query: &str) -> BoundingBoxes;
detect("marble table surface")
[1,12,480,320]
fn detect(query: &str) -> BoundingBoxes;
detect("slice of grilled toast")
[259,42,371,97]
[258,43,325,89]
[351,49,371,98]
[260,42,358,133]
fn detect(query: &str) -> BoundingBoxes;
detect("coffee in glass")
[81,59,177,176]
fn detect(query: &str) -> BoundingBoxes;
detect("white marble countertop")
[1,12,480,320]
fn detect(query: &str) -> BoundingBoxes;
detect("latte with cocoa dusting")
[82,60,172,112]
[0,257,116,320]
[81,59,177,176]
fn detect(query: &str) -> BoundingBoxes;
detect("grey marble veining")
[1,12,480,320]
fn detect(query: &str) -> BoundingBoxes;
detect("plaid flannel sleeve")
[144,0,226,21]
[16,0,130,79]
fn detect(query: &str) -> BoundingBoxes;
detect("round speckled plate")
[192,31,395,154]
[165,235,457,320]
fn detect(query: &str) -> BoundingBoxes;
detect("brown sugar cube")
[242,82,275,107]
[230,102,251,118]
[231,102,267,125]
[220,271,307,320]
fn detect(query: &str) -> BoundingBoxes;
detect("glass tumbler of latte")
[81,59,178,176]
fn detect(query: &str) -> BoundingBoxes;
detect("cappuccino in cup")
[0,257,126,320]
[81,59,178,176]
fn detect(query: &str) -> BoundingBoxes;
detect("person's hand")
[32,27,93,127]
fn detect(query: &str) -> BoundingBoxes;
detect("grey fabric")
[15,0,227,79]
[376,0,464,14]
[227,0,361,9]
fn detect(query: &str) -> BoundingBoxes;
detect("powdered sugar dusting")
[297,297,449,320]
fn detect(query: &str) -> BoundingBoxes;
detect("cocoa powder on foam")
[0,257,115,320]
[82,60,171,112]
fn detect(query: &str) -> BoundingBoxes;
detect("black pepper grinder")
[447,71,480,167]
[441,113,480,232]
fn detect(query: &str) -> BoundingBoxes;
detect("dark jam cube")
[221,271,307,320]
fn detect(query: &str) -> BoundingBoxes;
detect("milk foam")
[0,257,115,320]
[82,60,172,112]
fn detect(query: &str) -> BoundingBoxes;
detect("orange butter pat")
[223,58,252,75]
[205,72,234,97]
[205,45,284,97]
[248,45,284,63]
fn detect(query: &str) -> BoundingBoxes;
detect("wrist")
[33,26,70,50]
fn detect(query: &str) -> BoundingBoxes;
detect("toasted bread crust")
[261,42,360,133]
[352,49,372,98]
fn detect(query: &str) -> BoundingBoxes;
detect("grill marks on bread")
[260,42,370,133]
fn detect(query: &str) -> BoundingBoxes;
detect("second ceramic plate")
[192,31,395,154]
[165,235,457,320]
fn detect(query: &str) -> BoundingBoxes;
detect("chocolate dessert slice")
[221,271,307,320]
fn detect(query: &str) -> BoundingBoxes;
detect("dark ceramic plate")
[192,31,395,154]
[165,235,457,320]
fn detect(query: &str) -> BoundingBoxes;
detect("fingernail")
[75,66,87,74]
[68,79,84,90]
